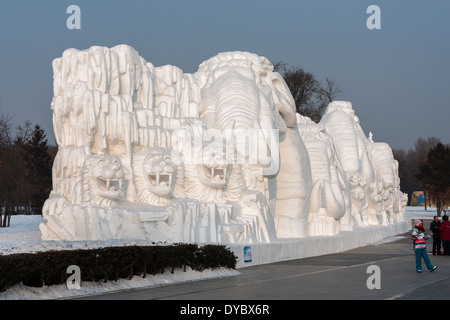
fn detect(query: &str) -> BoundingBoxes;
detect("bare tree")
[273,62,342,122]
[0,113,43,225]
[272,61,287,73]
[0,113,16,226]
[317,78,343,103]
[284,67,319,118]
[0,113,14,147]
[15,120,34,144]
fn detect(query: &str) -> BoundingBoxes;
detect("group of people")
[429,215,450,255]
[411,215,450,273]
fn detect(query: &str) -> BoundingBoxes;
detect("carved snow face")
[82,155,126,206]
[196,143,232,189]
[141,150,176,196]
[349,174,366,201]
[133,147,181,206]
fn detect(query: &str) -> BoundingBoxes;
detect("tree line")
[393,137,450,215]
[0,114,55,227]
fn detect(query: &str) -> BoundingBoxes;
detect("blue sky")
[0,0,449,150]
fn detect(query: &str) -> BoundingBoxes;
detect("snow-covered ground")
[0,215,170,255]
[403,205,441,219]
[0,206,436,299]
[0,214,240,299]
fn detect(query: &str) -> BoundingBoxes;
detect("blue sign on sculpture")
[244,246,252,263]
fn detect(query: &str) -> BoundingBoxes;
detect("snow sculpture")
[320,101,376,226]
[319,101,405,227]
[348,173,369,226]
[297,117,347,236]
[195,52,310,238]
[132,147,183,206]
[41,46,282,243]
[40,45,407,244]
[370,141,405,224]
[274,121,312,238]
[81,154,126,207]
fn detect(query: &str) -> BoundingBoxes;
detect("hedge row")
[0,243,237,292]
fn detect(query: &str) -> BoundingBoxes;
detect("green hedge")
[0,243,237,292]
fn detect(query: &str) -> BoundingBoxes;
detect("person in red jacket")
[439,215,450,255]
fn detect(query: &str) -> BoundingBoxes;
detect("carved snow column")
[270,75,312,239]
[196,52,309,239]
[297,118,346,236]
[196,53,276,235]
[370,141,403,224]
[319,101,378,227]
[43,45,153,240]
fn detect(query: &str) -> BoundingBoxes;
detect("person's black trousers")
[442,240,450,255]
[432,235,442,255]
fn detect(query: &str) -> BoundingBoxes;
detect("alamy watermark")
[66,5,81,30]
[366,5,381,30]
[366,265,381,289]
[64,5,381,32]
[66,265,81,289]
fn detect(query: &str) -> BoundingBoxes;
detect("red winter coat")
[439,220,450,241]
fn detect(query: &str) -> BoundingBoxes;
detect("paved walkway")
[74,228,450,301]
